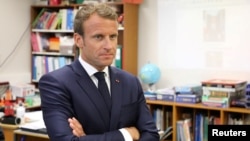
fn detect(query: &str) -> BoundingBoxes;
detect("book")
[176,94,201,103]
[201,79,247,89]
[115,45,122,69]
[175,84,202,94]
[155,88,176,101]
[32,8,46,28]
[203,116,209,141]
[202,95,229,107]
[202,101,227,108]
[156,94,175,101]
[31,33,40,52]
[176,119,191,141]
[66,9,74,30]
[49,12,60,30]
[35,32,43,52]
[202,85,246,93]
[230,98,250,108]
[45,12,57,29]
[59,9,67,30]
[183,118,191,141]
[209,116,221,125]
[144,92,157,100]
[177,121,185,141]
[202,90,237,98]
[159,126,173,141]
[36,11,50,29]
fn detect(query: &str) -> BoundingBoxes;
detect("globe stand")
[143,83,157,96]
[146,83,156,93]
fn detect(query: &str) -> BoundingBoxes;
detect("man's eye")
[110,35,118,40]
[94,35,103,40]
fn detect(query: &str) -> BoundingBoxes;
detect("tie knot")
[94,72,105,81]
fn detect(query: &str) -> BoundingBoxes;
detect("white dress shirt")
[78,57,133,141]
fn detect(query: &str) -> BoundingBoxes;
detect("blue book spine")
[66,9,74,30]
[176,95,201,103]
[32,56,37,80]
[175,85,202,94]
[156,94,175,101]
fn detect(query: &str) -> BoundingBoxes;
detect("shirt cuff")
[119,128,133,141]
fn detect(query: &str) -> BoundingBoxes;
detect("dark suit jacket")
[38,59,159,141]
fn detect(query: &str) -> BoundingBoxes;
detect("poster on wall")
[203,9,225,42]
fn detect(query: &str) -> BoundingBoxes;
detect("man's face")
[77,13,118,71]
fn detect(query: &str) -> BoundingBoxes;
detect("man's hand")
[68,117,85,137]
[125,126,140,140]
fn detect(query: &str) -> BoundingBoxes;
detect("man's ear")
[74,33,83,48]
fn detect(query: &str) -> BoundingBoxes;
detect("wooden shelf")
[14,129,49,139]
[146,99,250,141]
[32,29,73,33]
[32,52,75,56]
[147,99,250,113]
[30,2,139,84]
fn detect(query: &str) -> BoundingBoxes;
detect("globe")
[139,63,161,92]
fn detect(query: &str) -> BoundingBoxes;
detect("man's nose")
[103,37,113,49]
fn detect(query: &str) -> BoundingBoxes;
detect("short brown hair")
[74,3,118,36]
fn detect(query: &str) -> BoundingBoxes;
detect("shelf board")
[223,106,250,114]
[32,80,38,83]
[32,52,75,56]
[146,99,250,114]
[32,27,124,33]
[32,29,73,33]
[146,99,175,106]
[31,2,123,8]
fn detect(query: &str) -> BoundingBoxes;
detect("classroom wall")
[139,0,250,89]
[1,0,250,90]
[0,0,33,83]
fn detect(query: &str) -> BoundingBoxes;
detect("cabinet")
[30,2,139,86]
[146,100,250,141]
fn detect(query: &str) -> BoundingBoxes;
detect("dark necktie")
[94,72,112,111]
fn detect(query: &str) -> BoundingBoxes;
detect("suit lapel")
[109,67,123,130]
[72,60,111,130]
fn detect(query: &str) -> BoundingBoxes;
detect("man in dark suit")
[38,3,159,141]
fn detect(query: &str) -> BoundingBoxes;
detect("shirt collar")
[78,56,109,77]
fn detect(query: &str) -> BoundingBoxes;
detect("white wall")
[138,0,159,90]
[0,0,33,83]
[1,0,250,89]
[139,0,250,89]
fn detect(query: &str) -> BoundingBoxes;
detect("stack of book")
[201,79,247,108]
[155,88,175,101]
[144,91,157,100]
[174,84,202,104]
[230,83,250,108]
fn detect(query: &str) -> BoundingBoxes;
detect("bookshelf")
[146,99,250,141]
[30,2,139,87]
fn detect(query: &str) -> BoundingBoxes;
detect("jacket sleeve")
[134,77,160,141]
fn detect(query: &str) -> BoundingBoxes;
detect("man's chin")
[103,60,114,66]
[98,63,112,68]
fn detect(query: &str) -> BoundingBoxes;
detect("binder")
[115,45,122,69]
